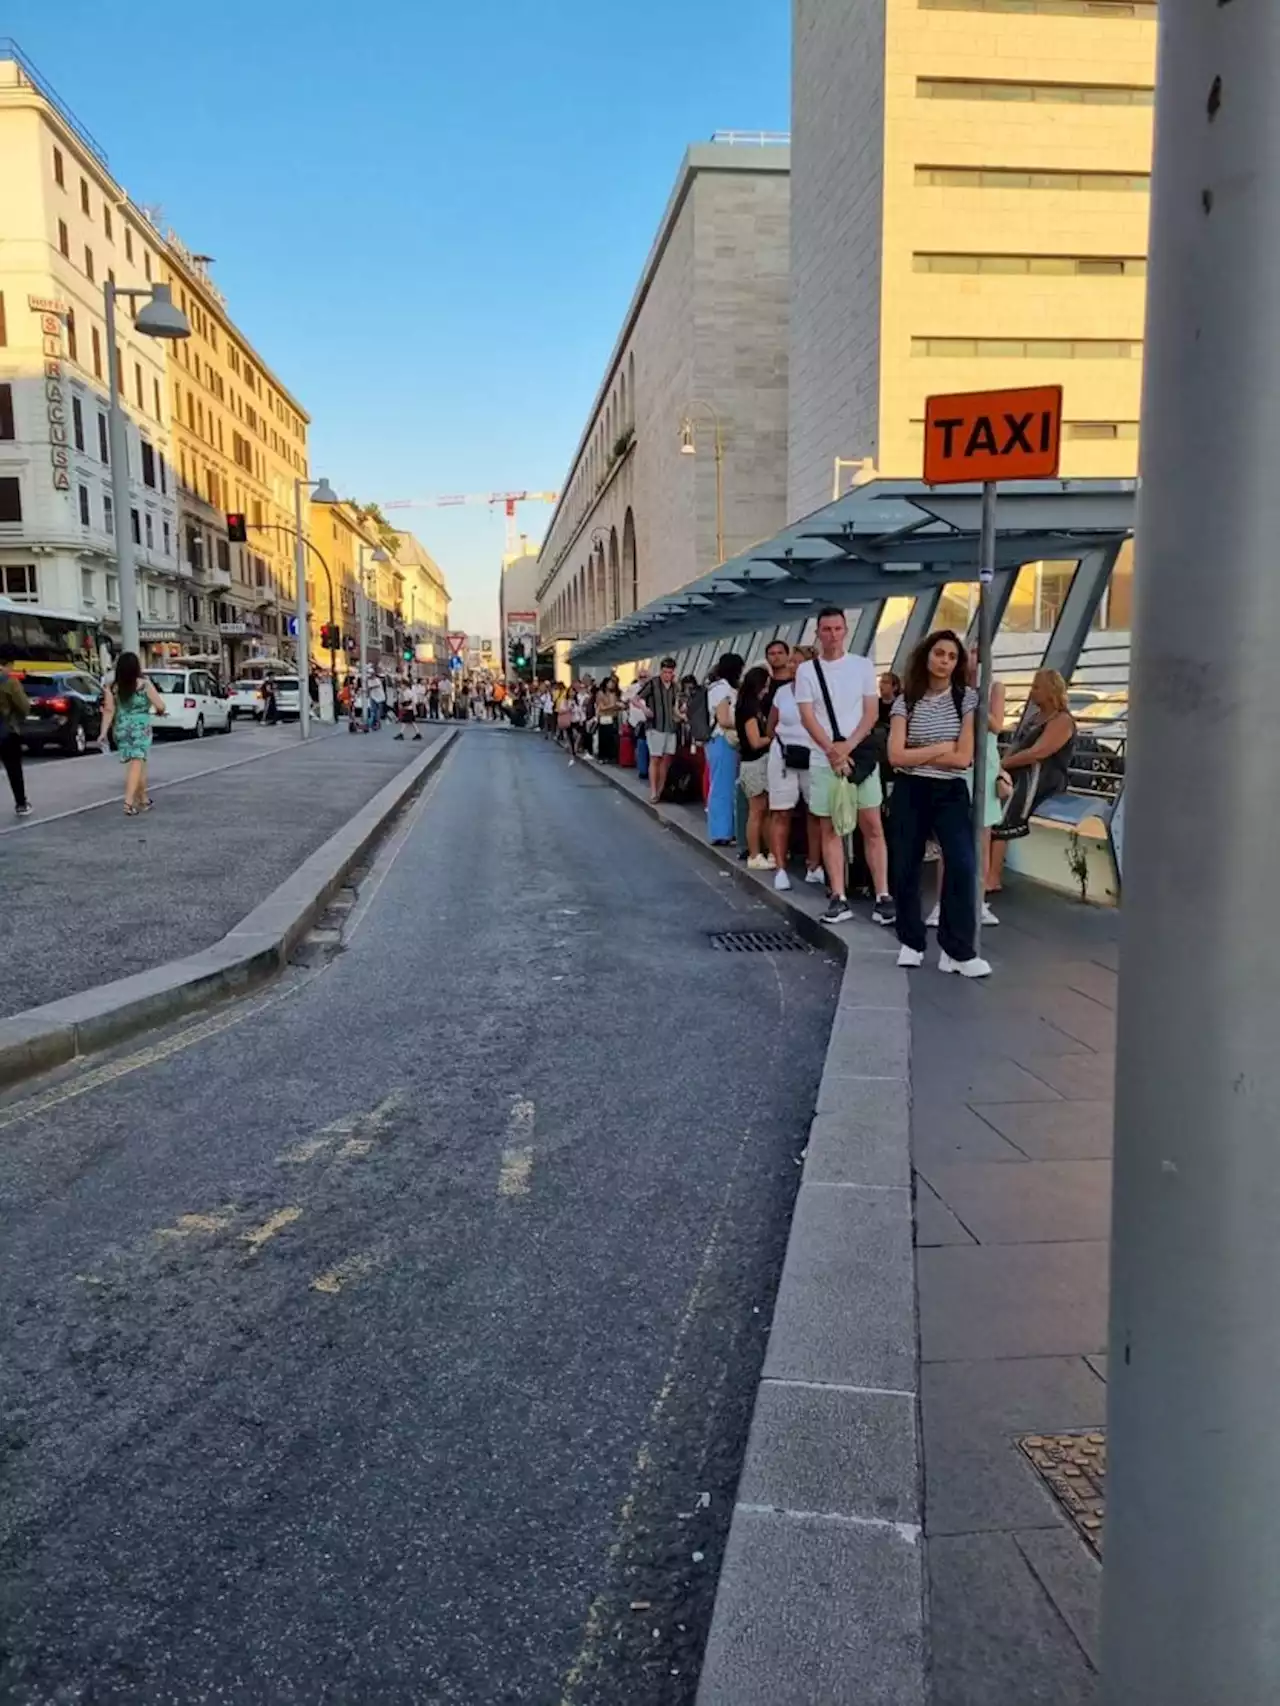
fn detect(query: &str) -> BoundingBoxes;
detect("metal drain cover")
[1018,1431,1107,1555]
[709,929,810,953]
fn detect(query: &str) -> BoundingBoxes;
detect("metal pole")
[713,421,725,565]
[103,282,139,657]
[293,478,309,738]
[970,481,996,960]
[359,545,369,730]
[1101,7,1280,1702]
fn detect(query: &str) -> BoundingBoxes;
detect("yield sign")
[446,632,468,658]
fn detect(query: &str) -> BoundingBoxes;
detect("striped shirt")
[891,686,978,780]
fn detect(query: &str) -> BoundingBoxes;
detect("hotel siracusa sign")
[30,297,72,495]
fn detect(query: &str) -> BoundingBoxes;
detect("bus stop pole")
[970,480,996,959]
[1101,6,1280,1701]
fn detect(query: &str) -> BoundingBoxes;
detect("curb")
[581,754,927,1706]
[0,730,460,1091]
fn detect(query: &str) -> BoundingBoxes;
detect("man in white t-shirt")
[795,606,894,927]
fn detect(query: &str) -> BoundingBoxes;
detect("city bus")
[0,599,109,677]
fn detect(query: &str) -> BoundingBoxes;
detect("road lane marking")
[498,1096,535,1197]
[277,1090,406,1165]
[310,1251,376,1295]
[241,1206,302,1251]
[156,1209,238,1240]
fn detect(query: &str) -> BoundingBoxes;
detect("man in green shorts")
[795,607,894,927]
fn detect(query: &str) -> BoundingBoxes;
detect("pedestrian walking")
[99,651,167,815]
[262,677,279,725]
[0,664,32,818]
[767,647,825,891]
[369,673,387,730]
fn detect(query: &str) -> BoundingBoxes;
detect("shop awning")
[569,477,1136,668]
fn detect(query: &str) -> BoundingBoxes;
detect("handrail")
[0,39,109,166]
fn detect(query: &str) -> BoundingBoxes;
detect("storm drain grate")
[709,928,810,954]
[1018,1431,1107,1556]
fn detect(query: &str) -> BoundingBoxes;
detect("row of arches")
[560,351,636,541]
[547,508,637,639]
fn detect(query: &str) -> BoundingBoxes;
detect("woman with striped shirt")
[888,629,991,979]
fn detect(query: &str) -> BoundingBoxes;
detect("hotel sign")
[34,306,70,493]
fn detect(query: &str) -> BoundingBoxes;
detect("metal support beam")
[1101,7,1280,1702]
[850,601,883,657]
[890,581,944,679]
[1040,543,1122,681]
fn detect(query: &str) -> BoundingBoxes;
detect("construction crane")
[382,490,559,557]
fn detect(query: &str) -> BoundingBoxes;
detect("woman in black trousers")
[887,629,990,980]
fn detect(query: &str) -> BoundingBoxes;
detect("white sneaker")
[897,945,925,969]
[925,903,941,929]
[981,901,999,927]
[774,869,792,891]
[804,867,826,886]
[764,854,777,869]
[938,951,992,979]
[747,854,772,871]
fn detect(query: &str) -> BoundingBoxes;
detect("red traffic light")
[226,513,247,543]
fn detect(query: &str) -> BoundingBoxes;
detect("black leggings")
[1,732,26,809]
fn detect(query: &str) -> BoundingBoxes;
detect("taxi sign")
[923,385,1062,486]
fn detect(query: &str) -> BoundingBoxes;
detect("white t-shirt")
[771,682,812,750]
[707,678,736,737]
[627,678,651,727]
[794,652,877,771]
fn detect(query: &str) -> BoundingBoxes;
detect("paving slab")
[913,1178,976,1247]
[927,1532,1099,1706]
[805,1088,911,1189]
[918,1159,1112,1245]
[921,1357,1107,1537]
[969,1099,1113,1161]
[910,1096,1030,1165]
[1015,1527,1102,1668]
[1015,1051,1116,1101]
[911,1047,1065,1106]
[917,1241,1110,1363]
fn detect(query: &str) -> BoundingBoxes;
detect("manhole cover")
[1018,1431,1107,1555]
[709,929,810,953]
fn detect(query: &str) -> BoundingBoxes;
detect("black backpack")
[686,685,713,744]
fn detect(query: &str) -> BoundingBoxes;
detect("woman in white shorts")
[766,648,825,892]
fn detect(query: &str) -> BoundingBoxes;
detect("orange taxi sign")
[923,385,1063,486]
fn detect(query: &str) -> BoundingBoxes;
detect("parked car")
[268,676,302,719]
[228,679,265,720]
[17,669,104,756]
[145,667,233,738]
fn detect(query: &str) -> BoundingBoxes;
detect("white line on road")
[498,1096,535,1197]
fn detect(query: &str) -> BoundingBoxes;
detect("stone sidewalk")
[577,748,1115,1704]
[0,726,445,1018]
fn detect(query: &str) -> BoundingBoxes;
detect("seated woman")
[989,668,1077,891]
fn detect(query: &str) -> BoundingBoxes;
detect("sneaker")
[925,902,941,929]
[938,951,992,980]
[897,945,925,969]
[872,895,896,927]
[568,756,575,766]
[820,897,854,925]
[747,854,772,871]
[804,867,826,886]
[764,854,777,869]
[15,803,32,818]
[774,868,792,892]
[981,901,999,927]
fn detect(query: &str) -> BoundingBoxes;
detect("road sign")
[923,385,1062,487]
[448,655,463,671]
[447,632,467,658]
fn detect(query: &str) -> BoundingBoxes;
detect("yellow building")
[313,501,379,678]
[162,241,310,675]
[389,529,449,674]
[790,0,1155,650]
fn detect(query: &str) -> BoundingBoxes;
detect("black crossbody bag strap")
[813,657,844,748]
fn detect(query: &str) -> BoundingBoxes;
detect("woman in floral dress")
[100,651,167,815]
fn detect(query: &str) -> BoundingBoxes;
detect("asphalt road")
[0,724,441,1019]
[0,729,838,1705]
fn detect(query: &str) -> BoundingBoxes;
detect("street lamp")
[293,474,340,738]
[679,400,725,567]
[104,282,190,655]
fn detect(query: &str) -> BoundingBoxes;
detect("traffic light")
[320,623,342,650]
[509,636,529,671]
[402,645,414,663]
[226,512,247,543]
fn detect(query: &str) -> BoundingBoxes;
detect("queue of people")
[557,612,1078,980]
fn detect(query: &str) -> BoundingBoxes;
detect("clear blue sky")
[6,0,789,633]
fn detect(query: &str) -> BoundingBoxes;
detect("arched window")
[619,367,628,435]
[627,352,636,428]
[623,508,638,612]
[609,526,620,622]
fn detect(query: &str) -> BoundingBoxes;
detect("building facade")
[0,44,313,677]
[538,138,790,651]
[163,238,310,678]
[390,529,449,676]
[0,51,179,661]
[789,0,1156,517]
